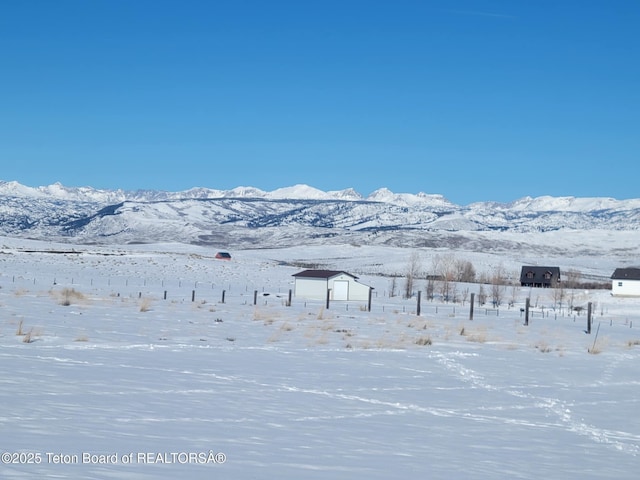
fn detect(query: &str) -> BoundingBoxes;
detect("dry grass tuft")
[313,334,329,346]
[19,325,41,343]
[23,329,35,343]
[320,321,336,332]
[415,336,433,346]
[139,297,152,312]
[466,333,487,343]
[280,322,294,332]
[58,288,86,306]
[267,330,282,343]
[254,308,279,324]
[459,325,488,343]
[535,341,552,353]
[408,320,430,330]
[588,336,609,354]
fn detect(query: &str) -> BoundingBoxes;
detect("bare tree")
[568,289,576,312]
[425,277,435,301]
[450,282,459,304]
[509,285,520,308]
[476,271,490,284]
[477,284,487,306]
[438,278,451,302]
[455,259,476,283]
[404,251,421,299]
[551,283,565,311]
[433,253,457,302]
[564,269,582,289]
[461,286,470,306]
[490,265,506,307]
[389,276,398,298]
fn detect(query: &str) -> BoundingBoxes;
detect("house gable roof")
[293,269,356,280]
[611,268,640,280]
[520,266,561,283]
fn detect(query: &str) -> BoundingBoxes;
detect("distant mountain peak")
[225,186,266,198]
[366,188,452,207]
[1,179,640,251]
[267,184,331,200]
[2,180,639,210]
[327,188,363,201]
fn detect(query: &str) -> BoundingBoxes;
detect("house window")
[544,272,552,280]
[526,272,534,279]
[618,282,623,287]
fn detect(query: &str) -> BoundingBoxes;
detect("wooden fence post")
[469,293,475,320]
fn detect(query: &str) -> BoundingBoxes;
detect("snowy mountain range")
[1,180,640,256]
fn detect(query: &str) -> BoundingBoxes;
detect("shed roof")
[293,269,356,279]
[611,268,640,280]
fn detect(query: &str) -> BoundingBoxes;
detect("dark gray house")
[520,266,561,288]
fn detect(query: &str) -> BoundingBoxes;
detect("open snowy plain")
[1,236,639,479]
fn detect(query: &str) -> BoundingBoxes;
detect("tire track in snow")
[431,350,640,456]
[7,349,639,455]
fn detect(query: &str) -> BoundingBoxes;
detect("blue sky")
[1,0,638,204]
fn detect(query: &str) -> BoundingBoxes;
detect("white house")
[293,270,373,301]
[611,268,640,297]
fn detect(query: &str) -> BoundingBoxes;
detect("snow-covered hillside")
[1,181,640,262]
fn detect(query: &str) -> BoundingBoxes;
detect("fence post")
[469,293,475,320]
[587,302,592,334]
[416,291,421,316]
[525,298,530,326]
[287,289,292,307]
[254,290,258,306]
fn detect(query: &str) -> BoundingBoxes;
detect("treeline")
[387,253,610,308]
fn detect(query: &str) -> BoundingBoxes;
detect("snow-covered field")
[1,237,639,479]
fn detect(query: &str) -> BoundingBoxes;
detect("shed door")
[333,280,349,300]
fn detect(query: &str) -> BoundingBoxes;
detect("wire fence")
[1,271,636,334]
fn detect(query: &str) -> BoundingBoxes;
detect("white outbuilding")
[293,270,373,302]
[611,268,640,297]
